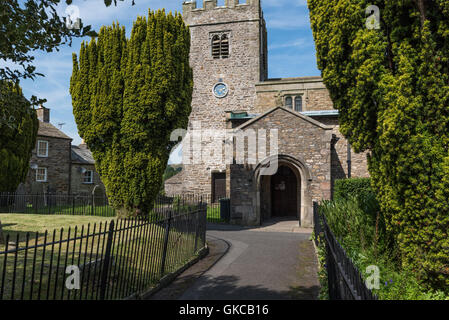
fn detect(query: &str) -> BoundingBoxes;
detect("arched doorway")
[271,165,298,217]
[255,154,313,227]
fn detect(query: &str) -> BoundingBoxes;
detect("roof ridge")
[233,106,333,131]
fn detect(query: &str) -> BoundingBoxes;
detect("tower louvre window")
[212,35,221,59]
[210,32,230,59]
[220,34,229,58]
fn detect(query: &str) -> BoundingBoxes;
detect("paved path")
[175,220,320,300]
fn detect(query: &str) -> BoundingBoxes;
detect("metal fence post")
[194,208,200,252]
[160,210,172,277]
[99,220,115,300]
[91,193,94,216]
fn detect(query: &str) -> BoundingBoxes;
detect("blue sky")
[15,0,321,163]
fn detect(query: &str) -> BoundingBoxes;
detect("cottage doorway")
[271,165,298,217]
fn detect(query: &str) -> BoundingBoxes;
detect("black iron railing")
[162,194,230,224]
[313,201,377,300]
[0,193,115,217]
[0,192,229,221]
[0,201,207,300]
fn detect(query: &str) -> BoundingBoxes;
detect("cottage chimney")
[79,139,88,149]
[36,105,50,123]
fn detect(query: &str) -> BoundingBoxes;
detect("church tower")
[181,0,268,196]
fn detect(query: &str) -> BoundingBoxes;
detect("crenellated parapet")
[182,0,261,25]
[182,0,260,14]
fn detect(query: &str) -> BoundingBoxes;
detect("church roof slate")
[233,106,334,132]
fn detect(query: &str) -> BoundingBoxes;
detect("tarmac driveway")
[177,222,320,300]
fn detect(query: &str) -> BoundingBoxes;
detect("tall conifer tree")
[70,10,192,217]
[0,81,39,192]
[308,0,449,289]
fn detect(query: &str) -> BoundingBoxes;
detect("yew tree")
[0,81,39,193]
[70,10,193,217]
[308,0,449,289]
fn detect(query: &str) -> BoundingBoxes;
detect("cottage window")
[36,167,47,182]
[295,96,303,112]
[37,140,48,157]
[83,170,93,184]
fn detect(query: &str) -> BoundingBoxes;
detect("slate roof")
[71,144,95,164]
[234,106,333,131]
[165,171,183,184]
[37,121,72,140]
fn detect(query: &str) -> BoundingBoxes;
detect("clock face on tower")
[213,82,229,98]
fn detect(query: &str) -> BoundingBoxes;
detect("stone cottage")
[21,106,105,195]
[71,141,106,195]
[169,0,370,227]
[23,106,73,194]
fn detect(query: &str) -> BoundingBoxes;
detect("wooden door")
[271,166,297,217]
[212,172,226,203]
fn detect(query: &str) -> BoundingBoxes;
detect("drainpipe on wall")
[347,142,352,178]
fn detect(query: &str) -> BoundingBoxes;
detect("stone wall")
[25,136,72,194]
[229,107,334,226]
[70,163,105,196]
[255,77,334,113]
[312,116,370,198]
[180,0,370,213]
[182,0,266,195]
[165,182,184,196]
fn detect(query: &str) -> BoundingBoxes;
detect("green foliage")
[70,10,193,217]
[0,219,4,244]
[334,178,374,202]
[0,81,39,193]
[320,199,448,300]
[0,0,134,82]
[314,235,329,300]
[321,195,389,256]
[308,0,449,289]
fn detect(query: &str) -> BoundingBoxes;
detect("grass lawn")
[207,203,226,223]
[21,205,115,217]
[0,213,202,300]
[0,213,114,242]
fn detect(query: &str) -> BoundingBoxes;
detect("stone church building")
[171,0,369,227]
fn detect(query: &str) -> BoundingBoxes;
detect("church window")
[285,96,293,109]
[212,35,221,59]
[221,34,229,58]
[211,32,230,59]
[295,96,303,112]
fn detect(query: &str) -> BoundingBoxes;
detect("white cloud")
[268,38,310,50]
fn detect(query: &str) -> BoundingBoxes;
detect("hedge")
[333,178,374,202]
